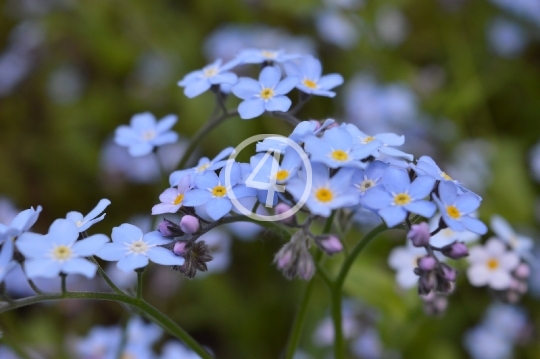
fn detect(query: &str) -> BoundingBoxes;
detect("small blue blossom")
[463,325,513,359]
[488,17,527,58]
[152,175,192,215]
[76,325,122,359]
[490,214,534,262]
[256,119,335,153]
[232,65,298,119]
[115,112,178,157]
[433,181,487,235]
[0,239,16,283]
[15,219,109,279]
[96,223,184,273]
[236,48,300,64]
[0,205,42,244]
[178,58,238,98]
[284,55,344,97]
[350,160,389,195]
[123,316,163,358]
[344,123,414,161]
[286,165,359,217]
[304,126,382,169]
[183,164,257,220]
[169,147,234,186]
[361,167,436,227]
[160,340,202,359]
[66,198,111,232]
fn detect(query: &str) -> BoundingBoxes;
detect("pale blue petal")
[462,217,488,235]
[284,61,300,77]
[143,231,171,246]
[49,219,79,246]
[130,112,156,131]
[178,70,201,86]
[259,66,281,87]
[152,132,178,146]
[232,78,260,99]
[303,56,322,79]
[305,198,331,217]
[147,247,185,266]
[209,72,238,85]
[350,140,384,160]
[443,215,465,232]
[361,187,393,210]
[82,199,111,224]
[379,147,414,161]
[404,201,436,218]
[112,223,142,243]
[25,258,61,279]
[96,242,126,261]
[183,189,212,207]
[15,232,50,259]
[265,96,291,112]
[0,239,14,265]
[151,203,181,215]
[155,115,177,133]
[323,127,352,150]
[455,193,481,214]
[195,171,219,189]
[382,168,410,194]
[128,142,153,157]
[232,185,258,198]
[408,176,436,199]
[117,255,148,273]
[238,99,265,119]
[310,89,336,97]
[274,76,298,95]
[206,198,232,220]
[72,234,109,256]
[213,147,235,163]
[331,194,360,208]
[378,206,407,228]
[304,135,331,160]
[438,181,458,204]
[62,258,97,278]
[317,73,343,90]
[11,206,42,232]
[169,169,192,187]
[115,126,138,146]
[375,133,405,146]
[184,79,211,98]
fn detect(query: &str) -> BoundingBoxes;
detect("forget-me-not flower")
[344,123,414,161]
[66,198,111,232]
[96,223,184,273]
[183,164,257,220]
[350,160,389,195]
[178,58,238,98]
[429,214,479,247]
[115,112,178,157]
[361,167,436,227]
[284,55,344,97]
[152,175,192,215]
[0,205,42,244]
[161,340,202,359]
[169,147,234,187]
[76,325,122,359]
[16,219,109,279]
[232,65,298,119]
[433,181,487,235]
[388,242,427,289]
[490,214,534,262]
[237,48,300,64]
[286,165,359,217]
[304,126,383,169]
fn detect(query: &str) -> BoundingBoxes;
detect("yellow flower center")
[121,353,135,359]
[441,172,452,181]
[203,67,217,78]
[129,240,148,254]
[261,50,277,59]
[487,258,499,271]
[196,163,210,172]
[331,149,349,162]
[142,130,156,141]
[315,188,334,203]
[302,79,318,89]
[446,205,460,219]
[52,245,72,261]
[212,185,227,197]
[275,169,289,181]
[173,193,184,205]
[393,193,411,206]
[359,179,375,192]
[260,88,274,100]
[362,136,375,144]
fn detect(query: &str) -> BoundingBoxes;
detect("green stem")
[0,292,213,359]
[26,279,43,295]
[60,273,67,294]
[177,110,238,171]
[330,223,387,359]
[136,270,144,300]
[89,256,125,295]
[283,278,315,359]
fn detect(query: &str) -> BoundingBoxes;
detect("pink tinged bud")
[275,203,295,224]
[441,264,457,282]
[418,256,437,271]
[180,215,199,234]
[515,263,530,279]
[173,242,188,256]
[407,222,431,247]
[320,235,343,255]
[277,250,293,269]
[298,253,315,280]
[441,241,468,259]
[158,220,174,237]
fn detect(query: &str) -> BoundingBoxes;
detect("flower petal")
[72,234,109,256]
[147,247,185,266]
[61,258,98,278]
[117,255,149,273]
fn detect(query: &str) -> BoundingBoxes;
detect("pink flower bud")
[441,241,468,259]
[407,222,431,247]
[418,256,437,271]
[514,263,530,279]
[275,203,295,224]
[173,242,188,256]
[180,215,199,234]
[319,235,343,255]
[158,220,174,237]
[277,250,293,269]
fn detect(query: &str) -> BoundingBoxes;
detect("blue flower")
[351,160,389,195]
[361,167,436,227]
[256,119,335,153]
[66,198,111,232]
[0,205,42,244]
[178,58,238,98]
[237,48,300,64]
[488,17,527,58]
[183,164,257,220]
[169,147,234,186]
[161,340,202,359]
[96,223,184,273]
[344,123,414,161]
[286,165,359,217]
[115,112,178,157]
[152,175,192,215]
[15,219,109,279]
[304,126,383,169]
[76,325,122,359]
[284,55,344,97]
[0,239,16,283]
[231,65,298,119]
[433,181,487,235]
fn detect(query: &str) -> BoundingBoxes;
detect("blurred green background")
[1,0,540,358]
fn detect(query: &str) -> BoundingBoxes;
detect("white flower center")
[357,179,376,192]
[128,239,149,254]
[203,67,218,78]
[52,245,72,262]
[142,130,156,141]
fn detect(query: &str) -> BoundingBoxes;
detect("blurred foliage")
[1,0,540,358]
